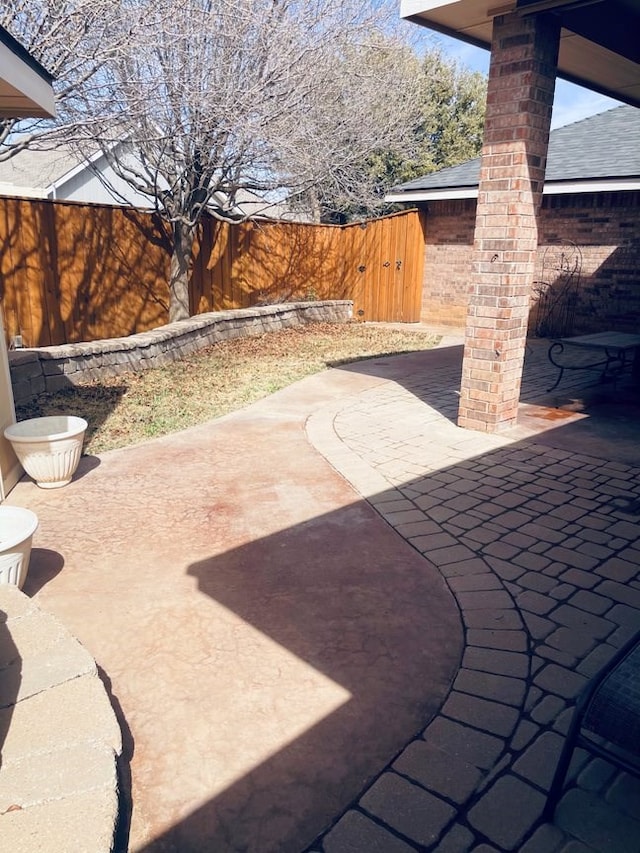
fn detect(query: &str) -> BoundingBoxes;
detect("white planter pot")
[0,506,38,588]
[4,416,88,489]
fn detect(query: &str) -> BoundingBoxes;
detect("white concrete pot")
[0,506,38,588]
[4,416,88,489]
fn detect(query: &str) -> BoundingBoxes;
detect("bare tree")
[0,1,129,159]
[64,0,423,321]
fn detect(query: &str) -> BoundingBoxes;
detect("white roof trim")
[0,39,55,119]
[543,178,640,194]
[386,187,479,202]
[44,145,112,194]
[386,177,640,203]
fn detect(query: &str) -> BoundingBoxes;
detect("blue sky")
[430,32,624,129]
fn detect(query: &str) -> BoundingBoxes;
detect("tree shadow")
[172,209,423,323]
[0,197,170,347]
[194,216,350,314]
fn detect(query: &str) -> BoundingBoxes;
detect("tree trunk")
[169,221,196,322]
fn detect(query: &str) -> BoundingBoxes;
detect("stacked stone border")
[9,301,353,405]
[0,584,122,852]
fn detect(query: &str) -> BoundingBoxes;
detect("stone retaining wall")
[9,301,353,405]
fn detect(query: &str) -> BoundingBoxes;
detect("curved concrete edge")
[304,346,640,852]
[0,584,122,853]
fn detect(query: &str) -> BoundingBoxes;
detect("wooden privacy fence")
[0,196,425,347]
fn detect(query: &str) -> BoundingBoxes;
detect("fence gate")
[345,211,425,323]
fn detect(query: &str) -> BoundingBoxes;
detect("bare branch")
[1,1,484,318]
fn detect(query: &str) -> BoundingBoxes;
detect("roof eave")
[386,177,640,203]
[386,186,479,202]
[400,0,640,109]
[0,27,56,119]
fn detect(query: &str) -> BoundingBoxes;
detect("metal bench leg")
[544,705,584,820]
[547,367,564,393]
[547,341,566,392]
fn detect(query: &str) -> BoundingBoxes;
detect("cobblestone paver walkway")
[306,335,640,853]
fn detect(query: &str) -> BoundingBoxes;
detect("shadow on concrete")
[0,614,20,772]
[98,665,135,853]
[133,367,640,852]
[133,498,462,852]
[22,549,65,597]
[520,391,640,468]
[72,455,102,481]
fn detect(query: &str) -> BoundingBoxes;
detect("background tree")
[418,51,487,171]
[316,49,487,223]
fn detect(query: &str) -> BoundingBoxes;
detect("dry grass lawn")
[15,322,440,455]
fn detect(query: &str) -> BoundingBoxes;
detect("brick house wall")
[421,190,640,335]
[422,199,476,327]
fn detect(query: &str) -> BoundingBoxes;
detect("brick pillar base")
[457,11,560,432]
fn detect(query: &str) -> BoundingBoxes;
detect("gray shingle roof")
[389,105,640,195]
[0,145,81,190]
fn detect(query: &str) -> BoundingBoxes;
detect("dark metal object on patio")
[546,331,640,392]
[532,243,582,339]
[545,630,640,819]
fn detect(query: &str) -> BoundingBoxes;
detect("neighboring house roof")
[0,143,308,220]
[386,105,640,203]
[0,145,81,197]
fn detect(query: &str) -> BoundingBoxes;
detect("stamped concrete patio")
[6,328,640,852]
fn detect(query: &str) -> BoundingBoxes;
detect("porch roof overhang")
[0,26,55,119]
[400,0,640,107]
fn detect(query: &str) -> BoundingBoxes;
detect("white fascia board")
[0,42,55,119]
[385,186,478,202]
[385,178,640,204]
[400,0,456,18]
[543,178,640,194]
[47,145,114,193]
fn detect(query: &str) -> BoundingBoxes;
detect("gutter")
[385,177,640,203]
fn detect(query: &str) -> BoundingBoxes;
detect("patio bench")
[545,629,640,818]
[546,331,640,392]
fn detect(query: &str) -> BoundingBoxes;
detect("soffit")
[0,28,55,119]
[401,0,640,107]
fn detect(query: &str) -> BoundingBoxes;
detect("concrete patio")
[4,327,640,852]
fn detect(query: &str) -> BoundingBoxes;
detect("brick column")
[457,11,560,432]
